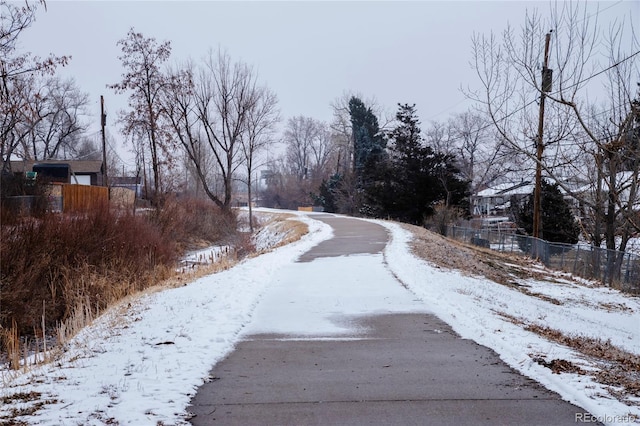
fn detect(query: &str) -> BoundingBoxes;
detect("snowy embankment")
[0,211,333,426]
[378,220,640,425]
[1,212,639,425]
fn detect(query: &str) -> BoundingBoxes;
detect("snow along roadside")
[377,220,640,426]
[0,213,333,426]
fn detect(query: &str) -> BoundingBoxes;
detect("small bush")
[151,196,237,250]
[426,204,465,236]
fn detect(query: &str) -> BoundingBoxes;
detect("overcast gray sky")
[18,1,638,169]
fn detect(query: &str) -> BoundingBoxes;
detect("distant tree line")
[2,0,639,259]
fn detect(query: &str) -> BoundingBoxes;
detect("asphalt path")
[188,214,597,425]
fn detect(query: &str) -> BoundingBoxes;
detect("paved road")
[188,214,596,425]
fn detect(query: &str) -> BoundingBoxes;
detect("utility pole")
[101,95,108,188]
[533,31,552,240]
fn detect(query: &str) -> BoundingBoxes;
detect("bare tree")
[240,86,279,230]
[469,2,639,256]
[283,116,319,180]
[16,76,89,160]
[198,50,262,211]
[281,116,336,210]
[1,0,69,172]
[109,28,172,202]
[424,119,454,156]
[260,155,314,210]
[330,93,355,176]
[309,123,335,182]
[73,136,102,161]
[1,72,34,165]
[163,50,269,213]
[427,110,510,194]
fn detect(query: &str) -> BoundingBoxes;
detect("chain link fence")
[445,225,640,294]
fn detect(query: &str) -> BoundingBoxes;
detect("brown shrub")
[0,207,176,336]
[1,196,242,365]
[151,196,237,250]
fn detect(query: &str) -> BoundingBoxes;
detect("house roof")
[476,181,532,197]
[10,160,103,174]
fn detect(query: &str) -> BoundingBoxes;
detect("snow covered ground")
[1,211,639,425]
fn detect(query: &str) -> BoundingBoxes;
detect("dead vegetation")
[403,223,589,306]
[0,197,246,371]
[3,212,637,413]
[532,357,586,375]
[526,323,640,401]
[0,390,58,425]
[403,222,640,406]
[250,213,308,254]
[402,223,541,284]
[499,311,640,404]
[0,205,307,380]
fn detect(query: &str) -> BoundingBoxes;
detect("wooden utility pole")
[533,32,552,239]
[101,95,108,188]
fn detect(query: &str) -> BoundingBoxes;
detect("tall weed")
[1,208,175,336]
[1,197,240,365]
[152,196,237,250]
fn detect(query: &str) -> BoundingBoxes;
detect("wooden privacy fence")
[61,184,109,212]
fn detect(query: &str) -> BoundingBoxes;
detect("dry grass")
[401,223,537,284]
[0,206,306,374]
[525,323,640,400]
[0,197,240,370]
[0,323,20,371]
[404,223,640,405]
[152,196,237,252]
[250,213,308,255]
[497,312,640,403]
[1,208,176,334]
[403,223,583,305]
[0,390,58,425]
[160,253,240,291]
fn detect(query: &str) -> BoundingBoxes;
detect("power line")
[553,50,640,93]
[437,48,639,146]
[574,0,625,25]
[424,97,470,122]
[431,1,628,133]
[106,138,135,168]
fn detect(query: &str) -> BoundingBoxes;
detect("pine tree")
[348,97,387,215]
[383,104,469,224]
[516,179,580,245]
[348,97,386,176]
[315,174,340,213]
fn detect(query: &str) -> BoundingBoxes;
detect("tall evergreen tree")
[348,96,387,214]
[348,97,386,175]
[383,103,469,224]
[384,103,428,222]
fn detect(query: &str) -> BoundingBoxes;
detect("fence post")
[572,244,580,276]
[624,253,631,287]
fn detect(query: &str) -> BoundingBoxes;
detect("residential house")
[10,160,105,186]
[471,181,533,217]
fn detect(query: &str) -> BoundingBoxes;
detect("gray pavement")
[188,214,597,425]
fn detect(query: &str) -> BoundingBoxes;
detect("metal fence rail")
[445,225,640,294]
